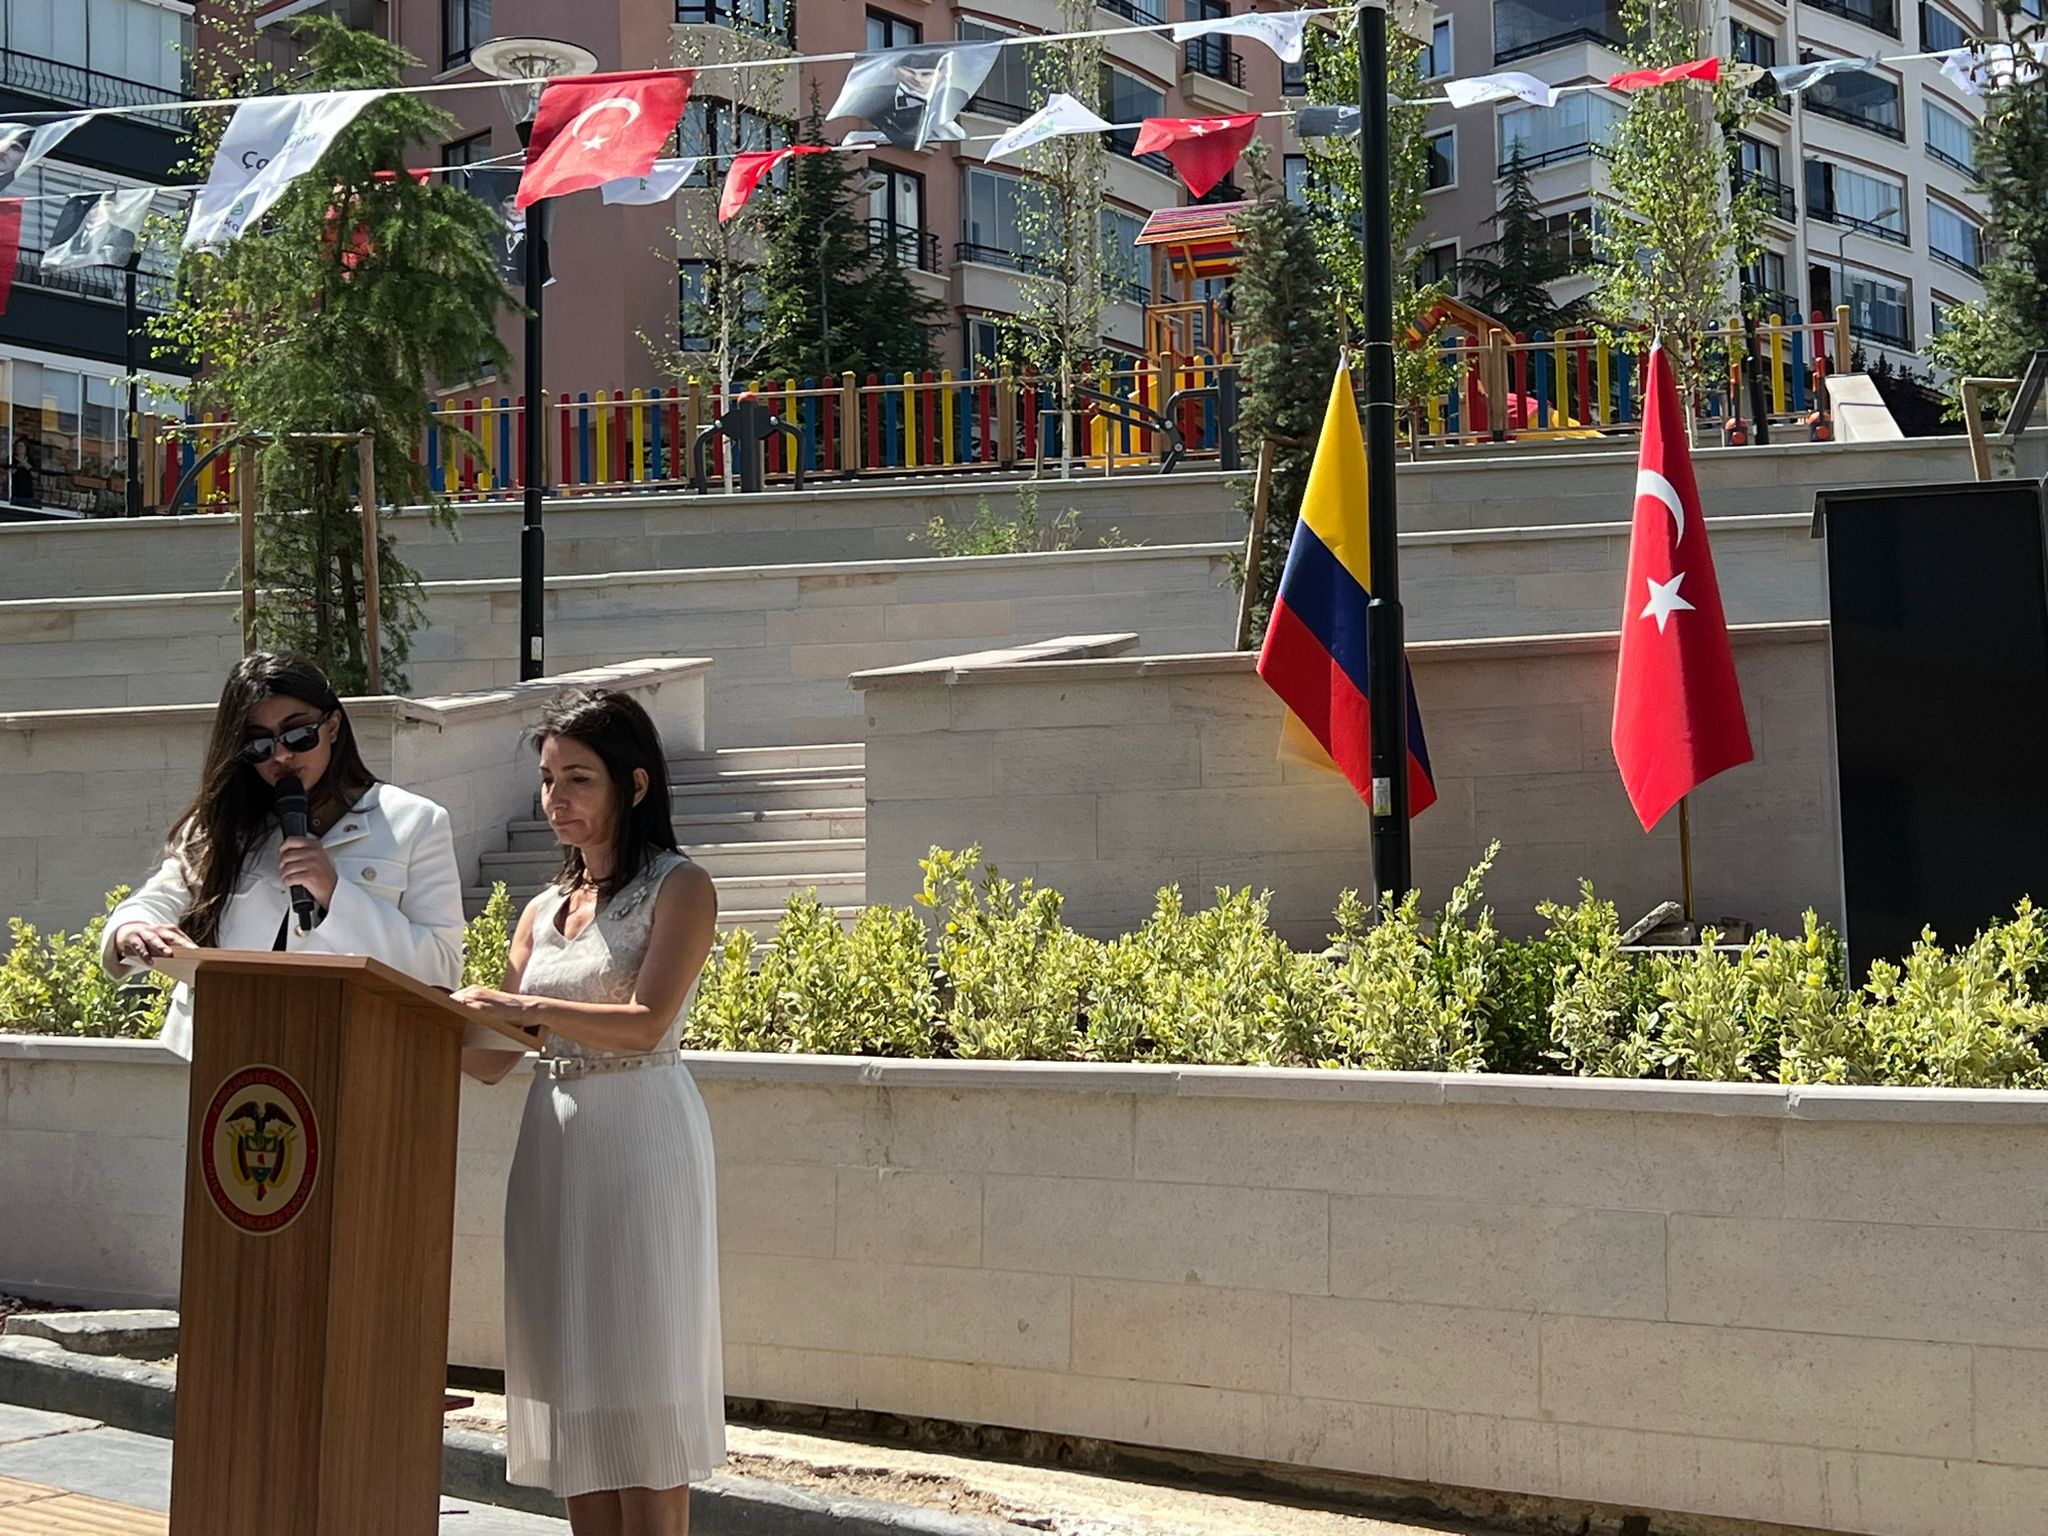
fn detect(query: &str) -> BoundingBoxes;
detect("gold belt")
[537,1048,680,1079]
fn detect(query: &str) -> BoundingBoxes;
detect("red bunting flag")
[1608,56,1721,90]
[515,70,694,209]
[1130,113,1260,198]
[0,199,20,315]
[718,144,828,223]
[1611,344,1753,829]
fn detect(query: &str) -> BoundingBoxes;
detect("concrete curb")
[0,1337,1014,1535]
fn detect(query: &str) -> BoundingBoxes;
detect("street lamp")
[473,35,597,682]
[1835,204,1899,357]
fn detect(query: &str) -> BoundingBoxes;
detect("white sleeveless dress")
[502,852,726,1497]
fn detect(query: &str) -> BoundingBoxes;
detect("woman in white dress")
[455,688,723,1536]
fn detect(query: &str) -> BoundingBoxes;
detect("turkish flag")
[1611,344,1753,830]
[1608,56,1720,91]
[515,70,694,208]
[1131,114,1259,198]
[718,145,827,223]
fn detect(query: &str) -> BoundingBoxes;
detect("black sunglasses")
[243,714,331,764]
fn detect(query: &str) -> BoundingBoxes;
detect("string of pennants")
[0,0,2036,307]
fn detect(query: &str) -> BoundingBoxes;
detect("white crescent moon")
[567,97,643,146]
[1635,467,1684,546]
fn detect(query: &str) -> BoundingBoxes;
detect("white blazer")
[102,783,467,1060]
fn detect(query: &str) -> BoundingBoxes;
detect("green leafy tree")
[751,87,942,383]
[1927,6,2048,416]
[152,12,509,692]
[1590,0,1764,406]
[1459,147,1586,335]
[1297,11,1449,409]
[1229,144,1339,633]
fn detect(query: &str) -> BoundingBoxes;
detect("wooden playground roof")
[1136,202,1252,282]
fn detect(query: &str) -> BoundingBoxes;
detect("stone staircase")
[465,743,867,935]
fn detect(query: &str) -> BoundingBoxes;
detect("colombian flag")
[1257,365,1437,815]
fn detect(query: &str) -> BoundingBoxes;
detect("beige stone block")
[1290,1297,1540,1416]
[1096,785,1373,860]
[790,640,916,684]
[1072,1278,1290,1393]
[948,678,1172,733]
[0,1126,78,1210]
[880,1087,1132,1178]
[447,1232,506,1370]
[864,733,993,800]
[2,1060,188,1139]
[697,1082,877,1167]
[1670,1215,2048,1348]
[988,724,1199,797]
[1974,1346,2048,1467]
[834,1167,982,1268]
[797,569,899,604]
[763,605,889,646]
[451,1148,507,1239]
[1260,1395,1431,1483]
[720,1251,878,1354]
[982,1174,1328,1293]
[725,1342,863,1409]
[718,1162,839,1258]
[882,599,1015,641]
[1539,1315,1972,1457]
[1784,1121,2048,1230]
[1978,1463,2048,1536]
[871,1263,1070,1370]
[868,793,1101,867]
[70,1132,186,1222]
[1330,1195,1665,1320]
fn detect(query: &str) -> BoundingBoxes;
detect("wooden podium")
[159,951,528,1535]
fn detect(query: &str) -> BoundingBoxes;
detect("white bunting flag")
[600,156,701,204]
[1170,9,1312,64]
[41,187,155,271]
[0,116,86,194]
[985,92,1114,166]
[1443,71,1558,108]
[1939,39,2046,96]
[184,89,383,250]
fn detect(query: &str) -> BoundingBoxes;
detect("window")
[1744,250,1793,316]
[1499,93,1623,170]
[1924,97,1978,177]
[1821,266,1910,348]
[1100,65,1167,161]
[442,129,492,196]
[1183,0,1241,83]
[678,259,760,351]
[868,167,931,269]
[957,21,1032,120]
[1927,199,1982,274]
[1734,134,1795,218]
[865,10,921,50]
[1420,241,1459,290]
[9,157,178,304]
[1281,58,1308,96]
[1420,18,1453,79]
[1541,207,1592,265]
[1804,159,1905,240]
[1099,0,1166,22]
[1931,294,1957,337]
[1919,2,1970,49]
[6,0,193,102]
[961,163,1030,266]
[1805,0,1898,35]
[1283,152,1309,203]
[1101,207,1149,301]
[1801,56,1903,138]
[1426,128,1455,191]
[679,100,791,160]
[442,0,489,68]
[1491,0,1626,63]
[676,0,796,43]
[1731,20,1777,69]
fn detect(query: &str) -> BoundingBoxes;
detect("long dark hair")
[529,688,678,900]
[173,652,377,948]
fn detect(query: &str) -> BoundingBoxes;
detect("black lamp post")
[473,36,597,681]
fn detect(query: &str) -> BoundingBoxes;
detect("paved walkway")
[0,1405,567,1534]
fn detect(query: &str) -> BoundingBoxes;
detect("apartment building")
[1349,0,2016,363]
[254,0,1289,401]
[0,0,192,513]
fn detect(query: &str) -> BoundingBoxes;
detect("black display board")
[1816,479,2048,969]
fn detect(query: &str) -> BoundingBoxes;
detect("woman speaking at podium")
[101,652,467,1060]
[452,688,723,1535]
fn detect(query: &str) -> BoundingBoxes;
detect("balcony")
[1931,244,1983,278]
[674,0,796,47]
[965,94,1029,124]
[867,218,940,274]
[14,249,174,310]
[1745,289,1804,321]
[1734,170,1798,222]
[1183,38,1245,87]
[1804,0,1900,36]
[1,47,188,112]
[1106,127,1176,179]
[1810,205,1908,244]
[1926,144,1980,181]
[1497,141,1602,172]
[1098,0,1166,22]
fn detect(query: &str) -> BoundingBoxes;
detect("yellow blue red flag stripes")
[1256,365,1437,815]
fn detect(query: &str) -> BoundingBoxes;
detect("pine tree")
[1458,148,1585,335]
[151,14,509,693]
[752,87,942,384]
[1232,145,1339,636]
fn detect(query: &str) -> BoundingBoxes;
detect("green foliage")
[918,846,1097,1060]
[752,86,943,384]
[1590,0,1764,403]
[0,890,169,1039]
[910,484,1109,556]
[152,14,510,693]
[1459,149,1587,337]
[1230,145,1339,633]
[462,882,514,990]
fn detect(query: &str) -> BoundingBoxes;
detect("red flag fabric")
[1130,114,1259,197]
[1611,344,1754,830]
[718,145,827,223]
[1607,56,1720,90]
[515,71,694,209]
[0,199,20,316]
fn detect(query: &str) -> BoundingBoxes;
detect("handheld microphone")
[275,776,317,934]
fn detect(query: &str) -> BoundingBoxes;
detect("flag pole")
[1677,795,1696,925]
[1358,0,1412,899]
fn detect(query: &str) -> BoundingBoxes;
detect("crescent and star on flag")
[1634,467,1693,633]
